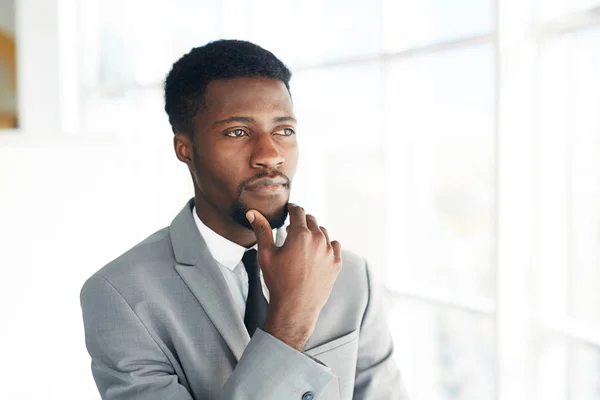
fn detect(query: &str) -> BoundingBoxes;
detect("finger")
[331,240,342,261]
[320,226,331,243]
[288,203,307,228]
[246,210,275,250]
[306,214,320,232]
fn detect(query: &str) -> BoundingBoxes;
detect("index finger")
[246,209,275,250]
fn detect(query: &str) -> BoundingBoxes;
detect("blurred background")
[1,0,600,399]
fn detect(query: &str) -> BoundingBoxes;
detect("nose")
[250,133,284,169]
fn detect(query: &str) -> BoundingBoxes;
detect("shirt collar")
[192,206,263,271]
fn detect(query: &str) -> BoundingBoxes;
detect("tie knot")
[242,249,260,280]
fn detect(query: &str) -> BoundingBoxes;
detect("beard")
[230,197,289,231]
[230,170,291,230]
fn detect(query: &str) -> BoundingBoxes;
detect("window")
[75,0,600,398]
[382,0,494,52]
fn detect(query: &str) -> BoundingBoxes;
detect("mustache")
[237,171,290,195]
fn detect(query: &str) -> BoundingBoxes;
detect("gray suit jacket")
[81,199,408,399]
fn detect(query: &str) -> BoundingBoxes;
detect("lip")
[244,183,286,195]
[245,177,288,189]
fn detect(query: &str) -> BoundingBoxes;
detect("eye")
[225,128,247,138]
[275,128,295,136]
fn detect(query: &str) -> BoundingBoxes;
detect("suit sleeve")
[81,275,335,400]
[353,263,410,399]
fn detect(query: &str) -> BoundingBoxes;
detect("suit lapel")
[175,263,250,361]
[170,200,250,361]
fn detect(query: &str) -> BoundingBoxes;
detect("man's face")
[188,77,298,230]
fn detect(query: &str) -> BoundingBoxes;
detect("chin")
[230,199,289,230]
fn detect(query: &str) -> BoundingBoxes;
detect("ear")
[174,133,194,168]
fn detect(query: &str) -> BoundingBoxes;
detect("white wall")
[0,134,192,398]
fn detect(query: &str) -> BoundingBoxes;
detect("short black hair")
[164,39,292,135]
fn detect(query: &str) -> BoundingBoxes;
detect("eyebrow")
[213,116,297,126]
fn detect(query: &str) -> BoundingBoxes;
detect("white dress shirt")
[193,206,270,319]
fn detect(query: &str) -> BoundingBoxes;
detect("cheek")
[198,153,246,195]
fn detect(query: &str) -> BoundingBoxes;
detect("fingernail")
[246,211,255,223]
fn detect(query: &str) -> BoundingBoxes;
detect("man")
[81,39,408,400]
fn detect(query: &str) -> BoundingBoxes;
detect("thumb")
[246,209,275,250]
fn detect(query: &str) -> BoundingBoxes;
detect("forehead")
[202,77,294,119]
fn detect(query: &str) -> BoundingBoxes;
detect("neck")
[194,195,259,248]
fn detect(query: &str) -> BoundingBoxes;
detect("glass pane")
[569,27,600,326]
[81,87,171,141]
[537,0,600,21]
[384,45,496,299]
[569,341,600,400]
[87,0,384,84]
[0,0,17,129]
[388,297,495,400]
[237,0,381,67]
[536,27,600,325]
[292,63,383,151]
[291,63,386,272]
[317,0,381,63]
[382,0,494,52]
[536,337,568,400]
[536,337,600,400]
[577,0,600,9]
[83,0,221,87]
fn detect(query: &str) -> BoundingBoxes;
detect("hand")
[246,204,342,351]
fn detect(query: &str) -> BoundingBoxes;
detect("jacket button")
[302,392,314,400]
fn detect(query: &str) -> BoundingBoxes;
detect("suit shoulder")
[335,248,371,301]
[82,226,173,292]
[340,248,369,280]
[340,248,367,266]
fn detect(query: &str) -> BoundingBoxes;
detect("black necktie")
[242,249,268,337]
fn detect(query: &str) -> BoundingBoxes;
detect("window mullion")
[496,0,538,399]
[15,0,79,135]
